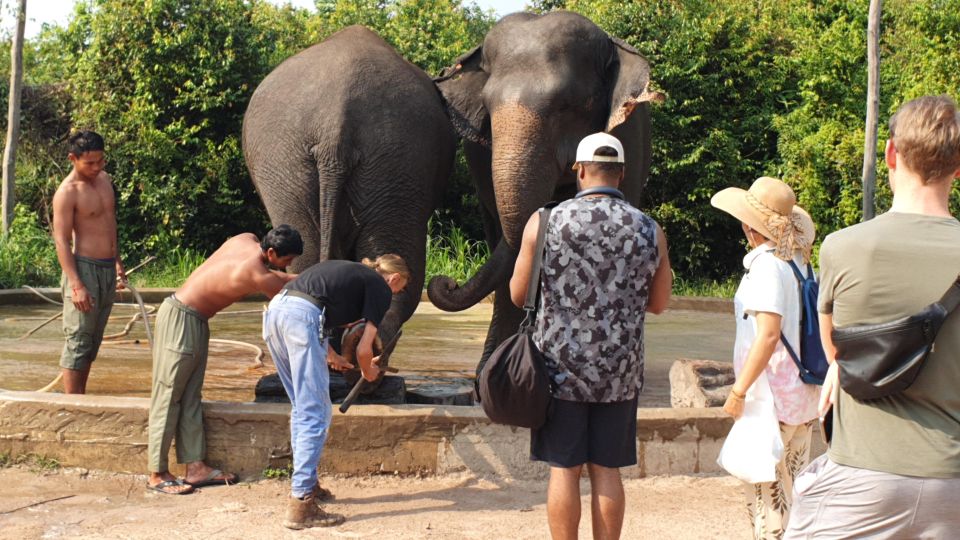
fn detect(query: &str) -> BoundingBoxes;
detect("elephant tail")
[427,239,516,312]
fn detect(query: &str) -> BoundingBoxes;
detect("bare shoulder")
[53,174,79,205]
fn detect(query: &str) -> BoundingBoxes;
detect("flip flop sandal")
[185,468,238,488]
[147,479,194,495]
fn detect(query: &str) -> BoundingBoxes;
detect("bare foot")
[185,462,237,487]
[148,472,193,495]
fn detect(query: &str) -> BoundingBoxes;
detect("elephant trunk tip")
[427,275,471,312]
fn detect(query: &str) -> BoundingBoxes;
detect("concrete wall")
[0,390,819,480]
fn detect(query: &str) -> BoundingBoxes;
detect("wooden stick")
[0,494,75,515]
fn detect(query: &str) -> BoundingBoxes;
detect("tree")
[861,0,881,221]
[2,0,26,234]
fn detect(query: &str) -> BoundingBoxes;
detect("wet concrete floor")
[0,301,734,407]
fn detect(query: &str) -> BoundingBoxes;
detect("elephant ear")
[435,45,491,148]
[606,37,665,132]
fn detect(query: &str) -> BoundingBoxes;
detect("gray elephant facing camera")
[428,11,663,366]
[243,25,457,345]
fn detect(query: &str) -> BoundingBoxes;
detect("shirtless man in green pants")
[147,226,302,495]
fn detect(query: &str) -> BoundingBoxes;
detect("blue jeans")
[262,291,331,498]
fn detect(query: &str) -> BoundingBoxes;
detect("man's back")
[534,196,660,403]
[819,211,960,477]
[176,234,274,317]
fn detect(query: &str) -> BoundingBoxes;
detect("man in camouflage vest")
[510,132,673,539]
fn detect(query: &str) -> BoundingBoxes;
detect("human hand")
[360,356,382,382]
[819,362,839,417]
[326,351,354,372]
[71,285,93,313]
[116,262,127,290]
[722,390,745,420]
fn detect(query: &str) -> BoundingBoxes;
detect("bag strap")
[523,204,556,312]
[780,259,814,377]
[939,274,960,313]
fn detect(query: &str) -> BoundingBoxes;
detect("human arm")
[818,313,839,416]
[252,267,295,299]
[326,344,354,372]
[52,186,92,312]
[723,311,782,419]
[356,320,381,382]
[509,211,541,308]
[646,223,672,314]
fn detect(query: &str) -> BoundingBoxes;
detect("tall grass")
[672,274,739,298]
[425,219,490,286]
[128,247,207,288]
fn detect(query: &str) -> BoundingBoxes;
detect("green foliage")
[0,204,59,288]
[262,463,292,479]
[60,0,277,255]
[672,275,738,299]
[128,247,207,288]
[7,0,960,296]
[324,0,495,76]
[425,218,490,285]
[0,452,61,471]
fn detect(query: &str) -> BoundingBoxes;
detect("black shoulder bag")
[478,204,556,429]
[832,275,960,400]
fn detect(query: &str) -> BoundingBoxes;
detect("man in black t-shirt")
[262,255,409,530]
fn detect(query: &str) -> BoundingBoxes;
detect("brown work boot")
[313,483,334,502]
[282,494,345,530]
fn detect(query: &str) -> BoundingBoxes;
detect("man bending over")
[147,226,303,495]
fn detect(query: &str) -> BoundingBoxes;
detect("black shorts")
[530,396,638,469]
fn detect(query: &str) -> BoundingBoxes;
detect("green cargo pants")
[60,256,116,370]
[147,295,210,472]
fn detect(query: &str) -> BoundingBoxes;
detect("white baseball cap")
[574,132,625,166]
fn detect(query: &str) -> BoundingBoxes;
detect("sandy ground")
[0,466,750,539]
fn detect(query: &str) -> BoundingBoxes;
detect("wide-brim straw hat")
[710,176,815,259]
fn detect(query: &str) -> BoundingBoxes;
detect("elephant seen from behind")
[243,25,457,347]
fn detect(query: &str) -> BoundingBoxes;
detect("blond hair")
[889,95,960,184]
[361,254,411,281]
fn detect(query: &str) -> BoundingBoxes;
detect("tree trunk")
[2,0,27,234]
[861,0,881,222]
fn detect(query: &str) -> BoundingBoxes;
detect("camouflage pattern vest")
[533,193,660,403]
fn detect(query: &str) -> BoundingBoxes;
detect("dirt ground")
[0,466,750,539]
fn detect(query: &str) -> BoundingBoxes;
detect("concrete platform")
[0,389,819,480]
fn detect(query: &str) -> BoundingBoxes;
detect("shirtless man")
[147,226,302,495]
[52,131,126,395]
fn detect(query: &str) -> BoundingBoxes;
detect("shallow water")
[0,300,734,406]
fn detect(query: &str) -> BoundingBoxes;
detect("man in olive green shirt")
[786,95,960,538]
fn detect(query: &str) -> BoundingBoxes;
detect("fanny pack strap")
[938,274,960,313]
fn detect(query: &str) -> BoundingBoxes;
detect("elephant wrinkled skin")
[428,11,662,369]
[243,26,456,345]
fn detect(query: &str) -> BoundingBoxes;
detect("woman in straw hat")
[711,177,820,539]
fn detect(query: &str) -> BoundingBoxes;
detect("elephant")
[243,25,457,346]
[428,11,663,368]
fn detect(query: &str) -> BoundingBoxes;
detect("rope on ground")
[18,311,62,340]
[209,338,265,369]
[19,285,62,306]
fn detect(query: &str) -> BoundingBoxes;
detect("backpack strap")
[781,259,815,379]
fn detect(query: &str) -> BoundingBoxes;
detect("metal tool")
[338,329,402,413]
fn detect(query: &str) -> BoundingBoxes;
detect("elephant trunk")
[490,102,558,249]
[427,239,516,312]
